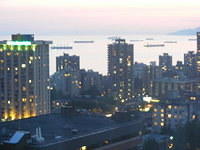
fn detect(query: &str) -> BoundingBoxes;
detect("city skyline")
[1,0,200,35]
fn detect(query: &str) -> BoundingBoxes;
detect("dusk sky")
[1,0,200,35]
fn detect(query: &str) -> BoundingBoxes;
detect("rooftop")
[0,113,121,145]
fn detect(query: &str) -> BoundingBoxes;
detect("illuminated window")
[161,109,164,112]
[22,98,27,102]
[190,97,196,101]
[160,122,164,126]
[7,52,12,56]
[168,105,172,109]
[80,146,87,150]
[154,122,158,126]
[153,113,157,117]
[121,99,125,103]
[168,114,172,118]
[161,114,164,117]
[21,64,26,68]
[119,58,123,63]
[192,115,196,119]
[64,73,71,77]
[22,86,27,91]
[29,56,34,60]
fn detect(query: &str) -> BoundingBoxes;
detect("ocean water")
[0,34,197,75]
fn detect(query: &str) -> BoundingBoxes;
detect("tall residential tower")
[0,34,52,121]
[108,39,134,103]
[196,32,200,75]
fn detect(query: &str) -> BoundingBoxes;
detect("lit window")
[192,115,196,119]
[160,122,164,126]
[119,58,123,63]
[153,113,157,117]
[21,64,26,68]
[22,98,27,102]
[22,86,27,91]
[7,52,12,56]
[80,146,87,150]
[190,97,196,101]
[168,105,172,109]
[168,114,172,118]
[64,73,71,77]
[29,56,34,60]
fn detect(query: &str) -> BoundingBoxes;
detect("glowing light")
[80,146,87,150]
[170,136,174,140]
[151,99,160,103]
[168,114,172,118]
[168,143,174,149]
[143,96,152,103]
[105,114,112,117]
[139,107,150,112]
[7,41,32,46]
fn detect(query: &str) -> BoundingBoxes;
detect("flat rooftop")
[0,113,119,144]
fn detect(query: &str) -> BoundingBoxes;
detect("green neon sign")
[7,41,32,46]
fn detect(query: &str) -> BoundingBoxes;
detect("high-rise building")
[56,53,80,72]
[197,32,200,52]
[80,69,103,96]
[0,34,52,121]
[149,61,161,81]
[52,54,81,97]
[108,39,134,103]
[184,51,196,78]
[196,32,200,75]
[159,53,172,72]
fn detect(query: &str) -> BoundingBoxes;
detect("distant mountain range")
[170,27,200,35]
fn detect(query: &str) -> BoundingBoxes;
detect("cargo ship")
[144,44,165,47]
[51,46,73,50]
[74,40,94,43]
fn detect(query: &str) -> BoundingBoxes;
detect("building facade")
[159,53,172,73]
[52,54,81,98]
[56,53,80,72]
[184,51,196,78]
[0,34,52,121]
[150,78,199,98]
[196,32,200,76]
[108,39,134,102]
[152,98,200,131]
[80,69,103,96]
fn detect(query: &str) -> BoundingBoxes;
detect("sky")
[1,0,200,35]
